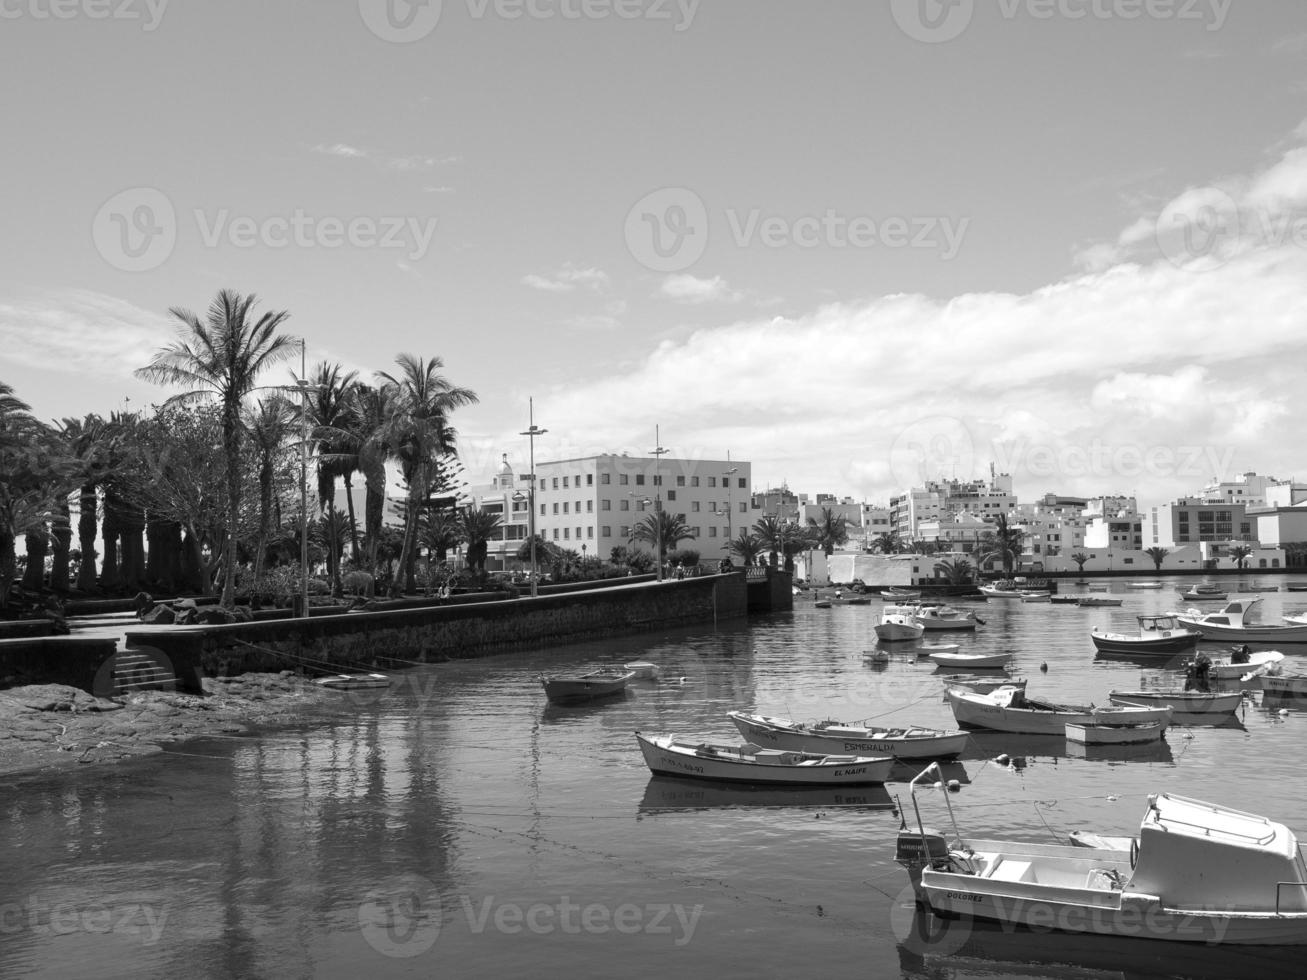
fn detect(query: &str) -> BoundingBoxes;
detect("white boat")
[1178,598,1307,643]
[1199,647,1284,680]
[633,733,893,785]
[930,650,1011,670]
[938,674,1027,695]
[945,686,1172,735]
[918,641,960,657]
[1129,581,1164,589]
[896,765,1307,944]
[1179,584,1228,601]
[1107,689,1245,715]
[875,604,925,642]
[725,712,970,760]
[1077,595,1124,607]
[623,661,660,680]
[978,585,1026,598]
[540,666,635,703]
[1285,613,1307,626]
[1090,614,1201,655]
[1065,720,1166,744]
[1261,672,1307,696]
[1020,591,1052,603]
[913,605,980,631]
[315,672,391,690]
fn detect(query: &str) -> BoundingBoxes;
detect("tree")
[984,513,1025,576]
[243,395,296,587]
[306,361,362,563]
[458,506,503,576]
[727,529,763,565]
[516,533,560,567]
[807,507,849,556]
[872,531,901,555]
[933,557,974,585]
[1144,546,1169,571]
[1229,545,1253,570]
[753,515,786,568]
[135,290,296,606]
[1071,551,1089,574]
[777,520,812,573]
[633,509,695,562]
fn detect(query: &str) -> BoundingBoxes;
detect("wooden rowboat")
[634,732,893,785]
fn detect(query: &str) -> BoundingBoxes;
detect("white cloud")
[520,264,610,293]
[658,274,744,305]
[310,144,459,173]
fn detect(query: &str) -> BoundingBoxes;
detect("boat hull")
[1065,720,1166,744]
[1179,622,1307,643]
[315,672,391,690]
[1262,674,1307,696]
[635,734,893,785]
[875,623,924,641]
[1108,691,1244,715]
[1090,632,1200,654]
[727,712,970,760]
[946,689,1171,734]
[541,669,634,702]
[915,614,978,631]
[939,675,1027,695]
[931,652,1010,669]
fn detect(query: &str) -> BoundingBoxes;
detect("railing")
[744,566,769,582]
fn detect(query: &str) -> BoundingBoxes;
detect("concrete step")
[109,649,178,695]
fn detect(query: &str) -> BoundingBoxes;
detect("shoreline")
[0,672,343,779]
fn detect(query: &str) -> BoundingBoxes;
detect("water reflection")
[636,775,896,814]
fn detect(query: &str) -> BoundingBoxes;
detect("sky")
[2,0,1307,508]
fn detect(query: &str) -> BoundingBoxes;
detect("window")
[586,500,593,512]
[621,525,631,537]
[738,478,746,489]
[587,527,593,539]
[710,502,718,512]
[563,528,570,539]
[691,476,699,487]
[709,526,717,537]
[691,526,699,536]
[676,475,686,487]
[552,529,559,540]
[602,500,611,511]
[739,502,747,513]
[708,477,717,488]
[653,475,662,486]
[552,478,559,489]
[667,490,677,501]
[635,475,645,486]
[620,500,630,511]
[601,473,610,485]
[575,527,581,539]
[620,474,629,486]
[586,474,593,486]
[552,503,559,515]
[602,526,611,537]
[563,477,569,488]
[691,501,700,512]
[563,502,569,514]
[540,503,545,516]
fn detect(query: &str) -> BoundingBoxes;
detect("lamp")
[651,426,668,581]
[724,465,739,554]
[519,398,547,598]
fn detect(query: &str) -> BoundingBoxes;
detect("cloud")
[658,274,744,304]
[520,264,610,293]
[310,144,459,173]
[0,290,173,379]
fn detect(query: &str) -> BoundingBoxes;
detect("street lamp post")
[651,426,668,582]
[520,398,547,598]
[723,465,739,553]
[298,339,310,619]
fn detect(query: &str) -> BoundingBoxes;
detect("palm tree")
[633,510,695,562]
[727,529,763,565]
[753,515,786,568]
[346,383,393,569]
[872,531,901,555]
[933,556,974,585]
[987,513,1025,576]
[306,361,362,562]
[364,354,478,596]
[243,395,296,587]
[807,507,849,556]
[1144,546,1169,571]
[135,290,296,606]
[1229,544,1253,570]
[777,520,812,573]
[422,509,465,566]
[60,414,110,593]
[459,506,503,576]
[1071,551,1089,575]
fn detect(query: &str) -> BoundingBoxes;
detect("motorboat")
[1284,613,1307,626]
[938,674,1027,695]
[1178,598,1307,643]
[315,672,391,690]
[913,605,980,631]
[540,666,635,703]
[725,712,970,759]
[1197,647,1284,681]
[1077,595,1124,607]
[881,587,921,600]
[1065,720,1166,745]
[1049,594,1081,604]
[930,650,1011,670]
[875,604,925,642]
[1261,672,1307,696]
[896,764,1307,944]
[1107,689,1246,716]
[623,661,661,680]
[1179,584,1228,601]
[945,686,1172,734]
[1129,581,1164,589]
[918,641,960,658]
[978,585,1026,598]
[633,733,893,785]
[637,775,894,813]
[1286,582,1307,592]
[1019,591,1052,603]
[1089,614,1201,655]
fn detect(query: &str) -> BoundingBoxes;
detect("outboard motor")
[895,827,950,902]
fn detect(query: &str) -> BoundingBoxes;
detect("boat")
[895,764,1307,944]
[945,686,1172,734]
[930,650,1011,670]
[1179,584,1228,601]
[938,674,1027,695]
[315,672,391,690]
[1284,613,1307,626]
[1049,594,1081,604]
[918,641,960,658]
[874,604,925,642]
[1019,591,1052,602]
[881,587,921,600]
[1089,614,1201,655]
[913,604,981,631]
[637,775,894,813]
[1287,582,1307,592]
[1077,595,1124,607]
[623,661,660,680]
[633,733,893,785]
[1178,598,1307,643]
[1065,719,1166,744]
[1107,689,1246,715]
[725,711,970,760]
[1129,581,1164,589]
[863,648,891,663]
[813,599,832,609]
[540,666,635,703]
[1261,672,1307,696]
[1199,647,1284,680]
[978,585,1026,598]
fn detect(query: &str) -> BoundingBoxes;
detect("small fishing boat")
[896,764,1307,943]
[1049,594,1081,604]
[931,650,1011,670]
[1179,584,1228,601]
[945,686,1171,734]
[315,672,391,690]
[918,641,960,658]
[913,605,981,631]
[1286,582,1307,592]
[939,674,1027,695]
[1179,598,1307,643]
[1065,719,1166,745]
[1089,614,1201,655]
[1078,595,1124,607]
[1019,591,1052,603]
[623,661,661,680]
[875,605,925,642]
[813,599,832,609]
[726,712,970,760]
[1107,689,1245,716]
[1260,672,1307,696]
[864,648,891,663]
[1199,647,1284,680]
[540,666,635,703]
[633,733,893,785]
[978,585,1026,598]
[881,587,922,600]
[1284,613,1307,626]
[1129,581,1164,589]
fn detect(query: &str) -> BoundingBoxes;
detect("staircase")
[109,647,178,695]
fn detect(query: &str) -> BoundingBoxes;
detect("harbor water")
[3,577,1307,979]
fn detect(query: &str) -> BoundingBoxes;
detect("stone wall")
[0,637,120,692]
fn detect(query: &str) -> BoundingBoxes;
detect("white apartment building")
[889,471,1016,539]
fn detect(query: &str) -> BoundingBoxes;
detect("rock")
[175,598,199,611]
[131,591,154,615]
[232,605,254,623]
[139,604,176,625]
[173,608,197,626]
[0,684,118,713]
[195,606,237,625]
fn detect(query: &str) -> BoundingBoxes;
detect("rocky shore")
[0,672,338,776]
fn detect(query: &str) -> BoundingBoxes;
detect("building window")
[708,477,717,487]
[540,503,545,516]
[602,526,611,537]
[601,473,610,485]
[691,501,700,512]
[709,526,717,537]
[636,475,645,486]
[667,490,677,501]
[620,500,630,511]
[738,502,747,513]
[586,527,593,539]
[620,474,629,486]
[563,502,569,514]
[552,478,559,490]
[676,475,686,487]
[738,478,746,489]
[691,476,699,487]
[552,503,559,515]
[563,528,570,539]
[586,500,593,512]
[653,475,662,486]
[602,500,611,511]
[691,526,699,536]
[563,476,569,488]
[552,529,559,540]
[586,474,593,486]
[621,525,631,537]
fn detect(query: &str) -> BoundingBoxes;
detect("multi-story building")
[530,454,753,562]
[1200,471,1276,507]
[889,469,1016,540]
[461,454,531,572]
[1145,497,1253,548]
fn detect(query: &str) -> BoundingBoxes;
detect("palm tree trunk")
[100,499,122,592]
[75,484,98,592]
[222,405,240,607]
[343,472,361,562]
[0,531,15,609]
[50,499,72,592]
[21,531,46,590]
